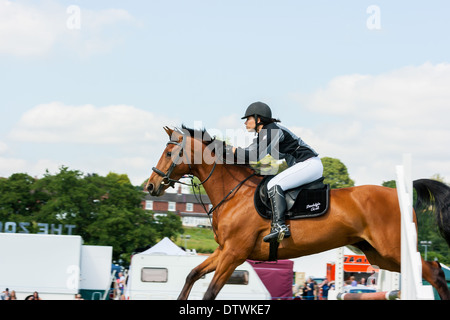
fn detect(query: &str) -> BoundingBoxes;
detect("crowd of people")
[1,288,86,300]
[3,273,370,301]
[1,289,42,300]
[295,278,332,300]
[1,271,126,301]
[296,276,373,300]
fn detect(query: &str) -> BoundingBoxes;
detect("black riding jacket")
[234,122,318,166]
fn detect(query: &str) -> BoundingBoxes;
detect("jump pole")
[337,290,400,300]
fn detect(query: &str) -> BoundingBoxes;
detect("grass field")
[174,227,218,253]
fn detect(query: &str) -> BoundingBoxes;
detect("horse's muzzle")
[146,181,166,197]
[146,182,155,194]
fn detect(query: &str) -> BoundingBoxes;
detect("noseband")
[152,135,186,191]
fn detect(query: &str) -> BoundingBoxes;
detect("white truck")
[126,254,271,300]
[0,233,112,300]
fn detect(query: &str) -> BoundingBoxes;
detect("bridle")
[151,128,256,220]
[151,131,187,191]
[151,129,216,197]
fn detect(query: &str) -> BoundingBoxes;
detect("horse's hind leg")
[422,259,450,300]
[177,248,221,300]
[360,242,449,300]
[353,240,400,272]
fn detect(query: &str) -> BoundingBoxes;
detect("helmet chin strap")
[254,114,264,132]
[245,114,263,133]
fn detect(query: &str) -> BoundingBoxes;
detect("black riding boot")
[263,185,291,243]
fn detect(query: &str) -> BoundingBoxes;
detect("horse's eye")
[166,151,172,157]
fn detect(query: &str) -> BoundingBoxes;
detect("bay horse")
[146,126,450,300]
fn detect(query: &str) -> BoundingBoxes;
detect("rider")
[231,101,323,242]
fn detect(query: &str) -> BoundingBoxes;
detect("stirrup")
[263,224,290,243]
[277,225,290,242]
[278,230,285,242]
[263,229,279,243]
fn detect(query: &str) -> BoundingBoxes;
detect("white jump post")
[335,247,344,292]
[326,247,344,300]
[396,154,434,300]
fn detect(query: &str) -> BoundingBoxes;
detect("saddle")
[254,176,330,220]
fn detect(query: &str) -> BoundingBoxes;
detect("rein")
[192,171,257,216]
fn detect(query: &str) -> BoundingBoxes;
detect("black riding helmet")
[241,101,272,120]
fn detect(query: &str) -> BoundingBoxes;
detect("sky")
[1,0,449,186]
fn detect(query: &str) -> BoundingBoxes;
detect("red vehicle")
[327,255,378,283]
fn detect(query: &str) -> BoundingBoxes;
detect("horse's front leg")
[177,248,221,300]
[202,247,246,300]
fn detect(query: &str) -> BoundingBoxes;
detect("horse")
[146,126,450,300]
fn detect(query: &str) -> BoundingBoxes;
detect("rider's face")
[245,116,256,132]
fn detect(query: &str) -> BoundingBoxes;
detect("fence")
[330,154,435,300]
[396,154,434,300]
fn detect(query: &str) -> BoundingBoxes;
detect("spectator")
[7,290,17,300]
[360,277,367,286]
[304,277,315,300]
[30,291,42,300]
[349,276,357,286]
[301,282,308,299]
[1,288,10,300]
[74,293,84,300]
[117,272,126,299]
[319,279,330,300]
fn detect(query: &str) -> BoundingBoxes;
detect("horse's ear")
[163,126,182,142]
[163,126,173,137]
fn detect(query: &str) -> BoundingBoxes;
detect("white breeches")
[267,156,324,191]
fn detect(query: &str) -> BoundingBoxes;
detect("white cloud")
[213,114,257,147]
[63,7,138,57]
[0,157,27,175]
[292,62,450,185]
[10,102,177,145]
[0,0,137,57]
[0,141,8,154]
[5,102,179,184]
[0,0,61,56]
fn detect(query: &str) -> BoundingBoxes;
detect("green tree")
[107,172,132,185]
[0,167,186,264]
[0,173,43,220]
[321,157,355,189]
[33,167,101,237]
[86,205,157,263]
[382,180,396,188]
[190,176,207,195]
[154,212,184,241]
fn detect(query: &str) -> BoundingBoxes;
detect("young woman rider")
[230,101,323,242]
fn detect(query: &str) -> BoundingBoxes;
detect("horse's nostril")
[147,183,154,193]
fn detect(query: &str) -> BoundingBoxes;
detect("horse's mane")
[180,124,255,172]
[180,124,215,146]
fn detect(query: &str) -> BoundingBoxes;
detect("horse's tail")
[413,179,450,247]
